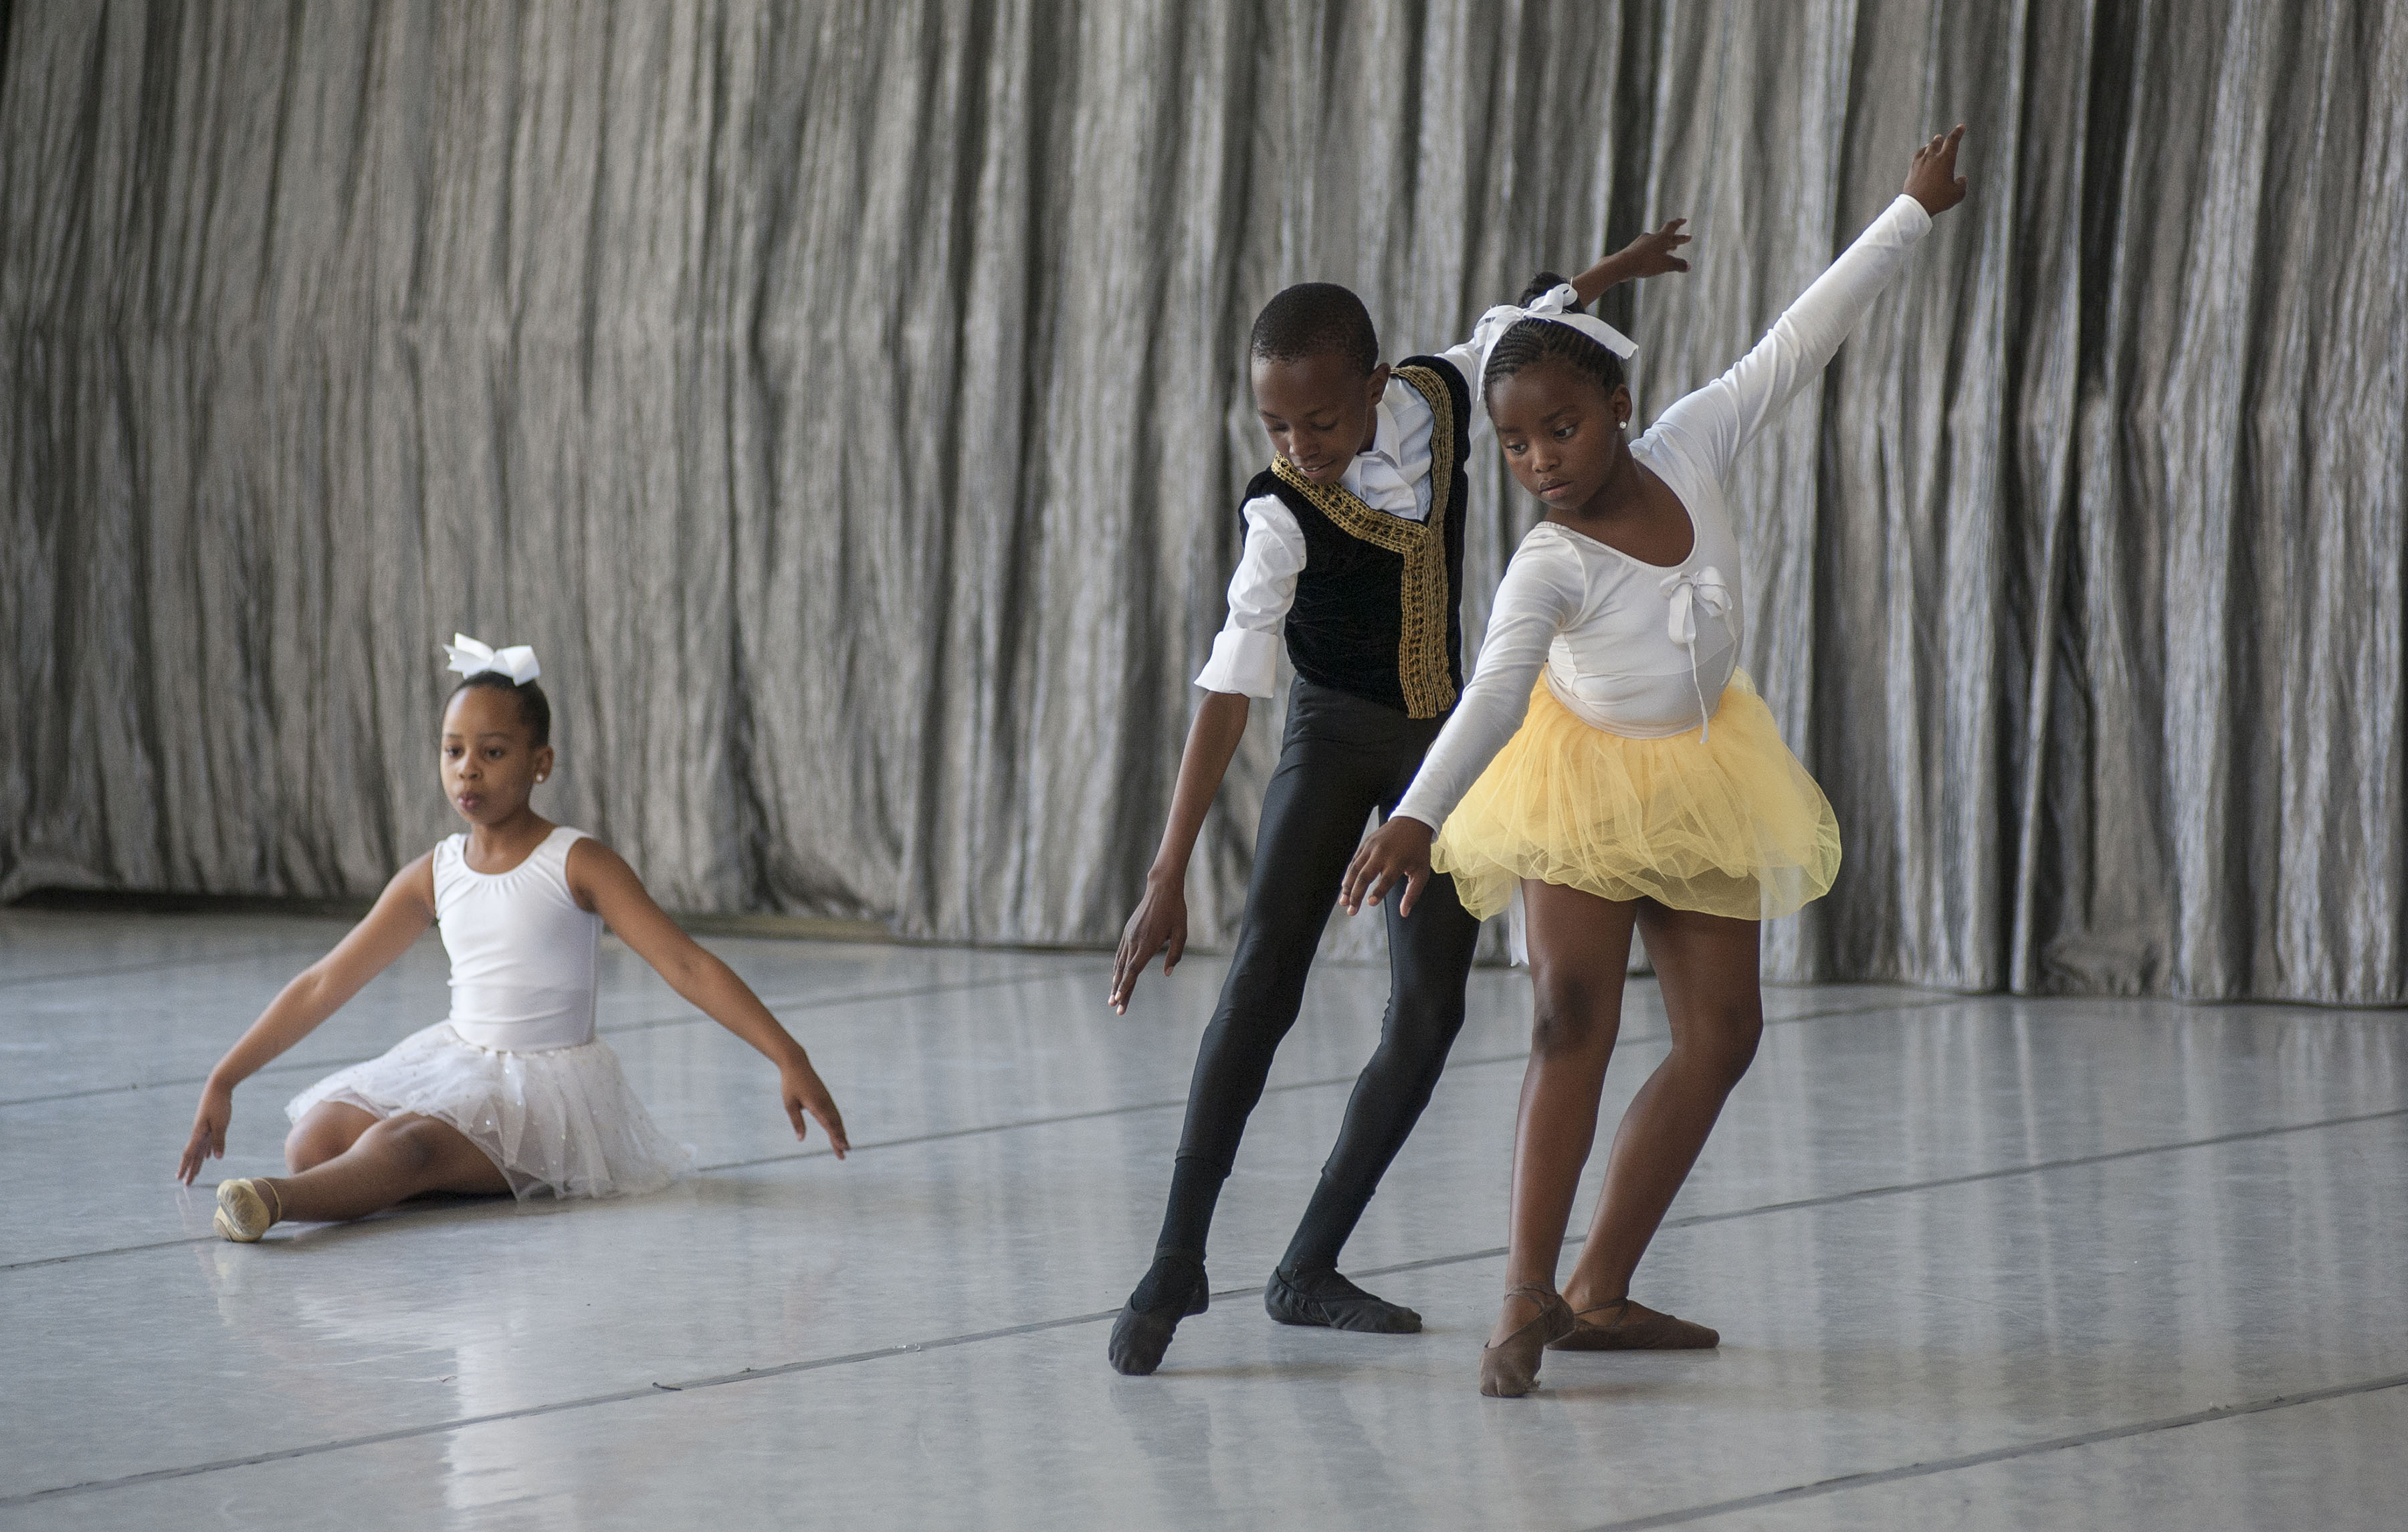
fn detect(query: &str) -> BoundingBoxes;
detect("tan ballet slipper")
[212,1177,282,1243]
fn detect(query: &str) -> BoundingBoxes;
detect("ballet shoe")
[1108,1253,1209,1375]
[1548,1297,1718,1351]
[1264,1266,1421,1333]
[212,1178,281,1243]
[1478,1284,1575,1397]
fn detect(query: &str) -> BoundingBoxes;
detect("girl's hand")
[781,1064,849,1159]
[1340,817,1437,917]
[1109,872,1188,1014]
[178,1082,233,1184]
[1615,217,1692,278]
[1904,126,1968,215]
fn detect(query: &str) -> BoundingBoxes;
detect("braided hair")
[446,672,552,747]
[1480,271,1628,409]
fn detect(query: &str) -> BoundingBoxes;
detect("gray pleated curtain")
[4,1,2403,1001]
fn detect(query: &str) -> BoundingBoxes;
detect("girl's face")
[1488,361,1633,516]
[439,687,553,827]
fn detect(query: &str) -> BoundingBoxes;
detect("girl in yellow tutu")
[1343,128,1970,1396]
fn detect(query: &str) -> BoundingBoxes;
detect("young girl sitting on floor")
[177,636,849,1240]
[1344,130,1969,1395]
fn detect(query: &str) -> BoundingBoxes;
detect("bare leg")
[260,1109,510,1224]
[285,1100,379,1171]
[1490,880,1640,1345]
[1561,903,1761,1313]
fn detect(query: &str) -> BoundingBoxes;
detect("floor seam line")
[11,1103,2405,1277]
[11,1107,2408,1499]
[15,1306,2408,1510]
[0,941,308,992]
[1574,1371,2408,1530]
[0,991,2032,1115]
[678,997,1962,1173]
[0,964,1114,1111]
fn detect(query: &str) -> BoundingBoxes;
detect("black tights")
[1154,678,1483,1274]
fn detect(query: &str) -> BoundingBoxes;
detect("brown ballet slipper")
[1547,1297,1718,1351]
[1478,1284,1576,1397]
[213,1177,284,1243]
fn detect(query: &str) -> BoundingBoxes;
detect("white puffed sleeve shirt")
[1193,326,1508,699]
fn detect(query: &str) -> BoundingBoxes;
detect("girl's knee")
[1528,969,1615,1058]
[285,1110,365,1171]
[1676,1008,1761,1088]
[361,1115,454,1173]
[284,1126,335,1173]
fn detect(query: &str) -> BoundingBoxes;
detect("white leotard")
[1395,193,1933,830]
[433,826,599,1052]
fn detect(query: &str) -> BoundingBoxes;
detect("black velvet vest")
[1243,356,1472,719]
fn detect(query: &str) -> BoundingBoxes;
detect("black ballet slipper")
[1264,1265,1423,1334]
[1108,1253,1210,1375]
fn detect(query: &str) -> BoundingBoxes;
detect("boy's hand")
[1615,217,1692,278]
[1109,872,1188,1014]
[177,1082,233,1184]
[1904,125,1968,215]
[782,1064,849,1159]
[1340,817,1437,918]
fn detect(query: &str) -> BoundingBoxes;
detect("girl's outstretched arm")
[567,840,849,1158]
[177,856,438,1183]
[1342,537,1588,918]
[1656,126,1967,477]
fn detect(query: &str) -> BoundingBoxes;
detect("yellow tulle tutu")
[1430,670,1840,923]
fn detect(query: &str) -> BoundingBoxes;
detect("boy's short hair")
[1249,283,1380,379]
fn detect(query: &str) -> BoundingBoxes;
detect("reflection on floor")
[2,906,2404,1530]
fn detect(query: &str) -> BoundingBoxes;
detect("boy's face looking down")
[1251,352,1391,485]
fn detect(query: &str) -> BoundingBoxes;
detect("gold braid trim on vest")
[1269,365,1460,719]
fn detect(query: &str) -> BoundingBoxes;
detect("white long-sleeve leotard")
[1393,193,1934,832]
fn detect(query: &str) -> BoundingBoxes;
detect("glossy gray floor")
[3,907,2405,1531]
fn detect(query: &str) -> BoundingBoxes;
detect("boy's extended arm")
[1110,689,1251,1014]
[1443,219,1690,385]
[1568,219,1692,306]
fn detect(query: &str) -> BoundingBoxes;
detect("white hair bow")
[1476,282,1640,379]
[1660,567,1731,742]
[443,633,541,685]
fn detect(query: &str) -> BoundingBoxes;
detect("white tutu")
[286,1023,688,1200]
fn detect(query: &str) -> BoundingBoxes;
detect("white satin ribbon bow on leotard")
[1660,567,1731,743]
[443,633,542,684]
[1475,282,1639,377]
